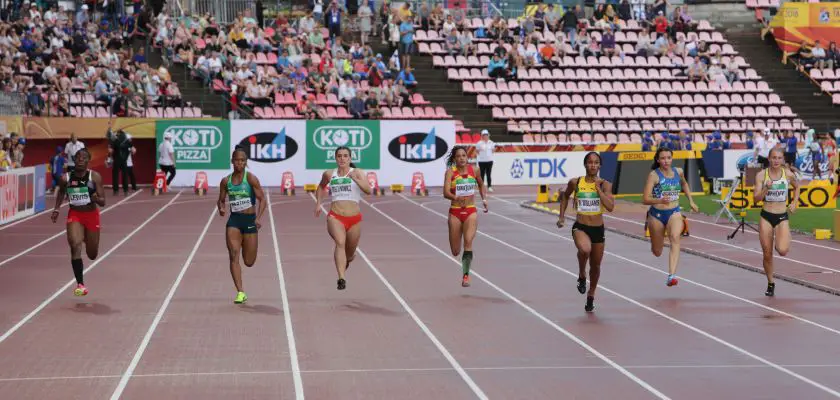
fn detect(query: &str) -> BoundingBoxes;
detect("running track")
[2,187,840,399]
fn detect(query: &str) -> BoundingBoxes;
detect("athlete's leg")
[774,220,791,258]
[647,213,666,257]
[327,216,348,280]
[665,212,684,276]
[448,213,463,257]
[67,222,85,286]
[588,242,605,297]
[758,217,775,283]
[83,227,100,260]
[226,226,244,292]
[461,212,478,273]
[572,229,592,293]
[344,221,361,271]
[241,233,258,267]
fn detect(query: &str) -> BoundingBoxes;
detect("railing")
[186,0,258,25]
[0,92,25,116]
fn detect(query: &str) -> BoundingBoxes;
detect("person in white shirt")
[475,130,496,192]
[754,128,778,168]
[158,132,176,186]
[64,133,85,173]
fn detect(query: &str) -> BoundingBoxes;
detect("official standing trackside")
[475,130,496,192]
[754,128,778,169]
[108,129,137,195]
[158,132,176,186]
[64,133,85,173]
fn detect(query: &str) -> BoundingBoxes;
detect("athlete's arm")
[597,179,615,212]
[217,177,228,217]
[248,173,267,227]
[753,170,768,203]
[641,172,666,205]
[474,166,488,212]
[442,169,456,201]
[91,171,106,207]
[678,168,698,212]
[557,178,577,227]
[351,169,372,195]
[314,170,330,217]
[788,167,800,213]
[51,174,67,223]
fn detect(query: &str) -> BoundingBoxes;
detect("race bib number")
[230,197,253,212]
[765,185,787,203]
[67,187,91,206]
[455,182,476,197]
[330,177,354,201]
[576,193,601,213]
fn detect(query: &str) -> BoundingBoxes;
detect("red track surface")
[2,187,840,399]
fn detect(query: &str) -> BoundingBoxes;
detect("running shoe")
[666,274,679,287]
[74,284,88,296]
[462,274,471,287]
[234,291,248,304]
[765,282,775,297]
[577,277,586,294]
[337,278,346,290]
[585,296,595,313]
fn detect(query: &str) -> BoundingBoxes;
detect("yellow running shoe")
[234,291,248,304]
[74,284,88,296]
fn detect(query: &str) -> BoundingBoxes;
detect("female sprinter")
[217,147,267,304]
[753,147,799,296]
[315,146,372,290]
[557,152,615,312]
[50,148,105,296]
[642,148,699,287]
[443,145,488,288]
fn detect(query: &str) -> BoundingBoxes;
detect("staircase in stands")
[726,30,838,132]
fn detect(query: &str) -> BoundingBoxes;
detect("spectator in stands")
[430,4,443,32]
[618,0,632,21]
[636,29,652,56]
[488,53,510,82]
[359,1,373,46]
[827,42,839,69]
[560,6,579,48]
[642,132,654,151]
[396,66,416,88]
[794,41,815,72]
[26,86,45,116]
[600,28,617,57]
[687,56,707,82]
[812,40,830,71]
[349,90,367,119]
[679,131,692,150]
[745,131,755,150]
[445,28,460,55]
[631,0,646,21]
[326,3,342,39]
[399,15,414,68]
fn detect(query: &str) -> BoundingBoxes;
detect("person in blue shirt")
[679,131,692,150]
[396,66,417,88]
[745,131,755,149]
[50,146,66,193]
[707,134,720,150]
[642,132,654,151]
[722,133,732,150]
[778,130,798,172]
[399,16,414,68]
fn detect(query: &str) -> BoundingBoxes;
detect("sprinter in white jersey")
[315,146,372,290]
[753,147,799,297]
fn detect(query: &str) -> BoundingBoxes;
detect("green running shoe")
[234,291,248,304]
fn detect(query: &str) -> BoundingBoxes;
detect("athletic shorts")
[784,152,796,166]
[329,210,362,231]
[449,207,477,223]
[67,208,101,231]
[760,210,789,228]
[227,213,258,234]
[648,206,681,227]
[572,222,605,244]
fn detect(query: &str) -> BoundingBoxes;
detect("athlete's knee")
[651,246,663,257]
[244,258,256,268]
[86,251,98,260]
[776,246,789,257]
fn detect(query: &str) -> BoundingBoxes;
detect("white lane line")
[7,363,840,382]
[0,191,181,345]
[402,196,840,398]
[0,190,145,268]
[109,204,217,399]
[489,196,840,337]
[311,194,488,400]
[268,191,305,400]
[366,198,671,400]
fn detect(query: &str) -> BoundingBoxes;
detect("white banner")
[723,149,754,179]
[231,120,311,186]
[491,152,587,185]
[378,120,456,187]
[0,166,39,225]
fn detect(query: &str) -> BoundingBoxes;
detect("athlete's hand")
[256,220,262,230]
[556,217,565,229]
[218,206,226,217]
[788,201,798,214]
[50,209,59,223]
[314,205,322,218]
[482,199,488,213]
[690,201,699,213]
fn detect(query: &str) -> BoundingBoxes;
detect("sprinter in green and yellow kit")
[557,152,615,313]
[217,147,267,304]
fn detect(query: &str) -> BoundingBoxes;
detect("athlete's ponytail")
[335,146,356,168]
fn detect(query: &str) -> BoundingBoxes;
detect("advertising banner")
[492,151,587,185]
[720,181,837,209]
[771,3,840,54]
[0,165,47,226]
[306,120,380,170]
[379,120,456,187]
[230,120,310,186]
[156,120,232,187]
[723,148,834,181]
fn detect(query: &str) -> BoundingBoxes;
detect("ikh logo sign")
[388,128,448,163]
[237,128,298,163]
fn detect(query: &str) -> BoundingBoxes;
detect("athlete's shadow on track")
[340,301,403,317]
[238,304,283,316]
[69,302,120,315]
[457,294,512,305]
